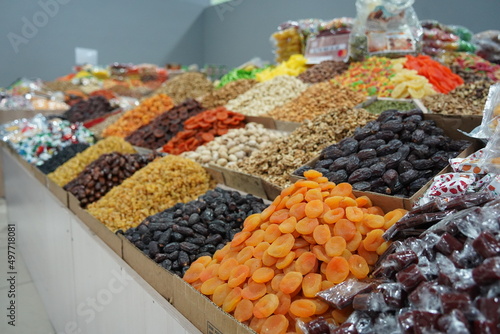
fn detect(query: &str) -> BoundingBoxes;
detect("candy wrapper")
[415,173,476,207]
[450,148,489,174]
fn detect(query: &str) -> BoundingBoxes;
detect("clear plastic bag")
[473,30,500,65]
[349,0,422,61]
[479,122,500,173]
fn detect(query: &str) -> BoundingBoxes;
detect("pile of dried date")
[63,96,115,123]
[125,99,205,149]
[122,187,267,276]
[295,109,471,197]
[298,60,349,84]
[64,152,159,208]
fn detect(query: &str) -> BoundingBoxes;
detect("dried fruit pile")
[295,109,470,197]
[234,107,377,188]
[63,96,115,123]
[421,80,491,115]
[124,187,268,276]
[182,123,284,167]
[225,76,308,116]
[200,79,257,109]
[162,107,246,155]
[155,72,214,104]
[48,137,136,187]
[183,171,406,333]
[37,143,90,174]
[445,52,500,83]
[64,152,159,208]
[88,111,125,138]
[125,99,205,149]
[102,93,174,138]
[87,155,213,232]
[298,61,349,84]
[313,192,499,333]
[266,82,365,123]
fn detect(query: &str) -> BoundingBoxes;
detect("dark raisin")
[353,128,374,141]
[412,145,431,159]
[348,168,372,183]
[208,223,227,235]
[449,139,470,152]
[192,224,209,236]
[404,114,423,123]
[357,149,377,161]
[378,110,400,123]
[418,170,434,180]
[155,253,167,263]
[294,165,312,176]
[377,144,399,156]
[149,241,159,258]
[205,234,223,245]
[163,242,180,253]
[178,251,190,267]
[161,259,172,270]
[409,178,429,194]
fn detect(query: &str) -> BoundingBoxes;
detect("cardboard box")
[46,176,68,207]
[289,114,483,210]
[68,193,123,257]
[207,164,268,199]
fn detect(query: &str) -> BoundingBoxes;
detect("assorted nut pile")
[63,96,115,123]
[184,171,406,333]
[200,79,257,109]
[363,100,417,114]
[124,187,268,276]
[87,155,214,232]
[266,82,365,123]
[162,107,246,155]
[421,80,491,115]
[43,80,82,92]
[225,76,308,116]
[295,109,470,197]
[233,107,377,187]
[298,60,350,84]
[38,143,90,174]
[88,111,124,138]
[182,123,285,167]
[125,99,205,149]
[48,136,136,187]
[64,152,159,208]
[156,72,214,105]
[102,93,174,138]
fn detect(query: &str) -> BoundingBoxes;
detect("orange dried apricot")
[242,213,262,232]
[296,217,319,235]
[323,208,344,224]
[325,236,347,257]
[279,216,297,234]
[261,314,289,334]
[252,267,275,283]
[362,229,385,251]
[231,231,251,247]
[222,287,242,313]
[253,293,279,318]
[212,283,232,306]
[305,188,323,202]
[289,203,307,220]
[330,183,352,197]
[290,299,317,318]
[244,258,263,276]
[245,229,265,246]
[348,254,369,279]
[274,292,292,315]
[241,280,267,300]
[295,252,317,275]
[218,258,239,280]
[325,256,350,283]
[276,251,296,270]
[313,224,331,245]
[305,200,325,218]
[234,298,254,322]
[302,273,322,298]
[304,170,322,179]
[264,224,282,243]
[236,246,255,264]
[262,250,279,267]
[253,242,270,259]
[183,263,205,283]
[279,271,303,294]
[333,219,357,241]
[345,206,364,223]
[270,209,290,224]
[201,277,225,295]
[228,264,250,288]
[346,231,363,252]
[268,233,295,258]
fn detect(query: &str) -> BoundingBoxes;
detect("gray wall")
[0,0,208,87]
[203,0,500,68]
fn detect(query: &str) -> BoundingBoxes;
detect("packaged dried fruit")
[479,122,500,173]
[184,170,406,332]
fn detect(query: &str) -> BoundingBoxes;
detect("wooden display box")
[207,164,268,199]
[290,114,483,210]
[68,193,123,257]
[46,176,68,207]
[245,115,300,132]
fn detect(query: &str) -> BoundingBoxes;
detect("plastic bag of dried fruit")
[479,122,500,173]
[349,0,422,61]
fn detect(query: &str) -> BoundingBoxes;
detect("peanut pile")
[232,107,377,187]
[182,123,285,167]
[225,76,308,117]
[87,155,214,232]
[156,72,214,105]
[48,137,136,187]
[266,82,366,123]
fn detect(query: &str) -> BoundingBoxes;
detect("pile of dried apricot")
[102,93,174,138]
[183,170,406,333]
[162,106,246,155]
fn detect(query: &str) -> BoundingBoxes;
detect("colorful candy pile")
[444,52,500,82]
[183,170,406,333]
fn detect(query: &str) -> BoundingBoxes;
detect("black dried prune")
[163,242,180,253]
[352,181,371,191]
[208,222,227,235]
[375,130,396,141]
[370,162,387,177]
[330,157,350,171]
[321,146,345,160]
[399,170,419,185]
[382,169,399,188]
[359,157,380,169]
[357,149,377,161]
[417,120,437,132]
[178,251,190,267]
[326,170,348,184]
[398,160,414,174]
[412,159,434,170]
[411,129,426,144]
[192,223,208,236]
[359,139,386,150]
[346,155,361,174]
[148,241,159,258]
[380,120,404,133]
[348,168,372,183]
[339,138,359,155]
[315,159,334,170]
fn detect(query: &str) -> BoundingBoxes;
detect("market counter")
[3,146,200,334]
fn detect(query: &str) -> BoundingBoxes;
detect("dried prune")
[380,120,404,133]
[346,155,361,174]
[326,170,348,184]
[359,139,386,150]
[348,168,373,183]
[340,138,359,155]
[412,159,434,170]
[399,130,413,142]
[321,146,345,160]
[399,170,419,185]
[411,144,431,159]
[370,162,387,177]
[330,157,350,171]
[352,181,371,191]
[357,149,377,161]
[405,114,423,123]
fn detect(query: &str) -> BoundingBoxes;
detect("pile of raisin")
[37,143,90,174]
[125,99,205,150]
[295,109,470,197]
[122,188,267,276]
[63,96,115,123]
